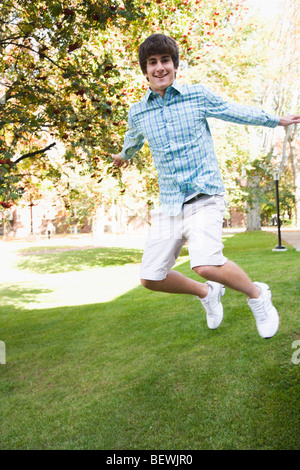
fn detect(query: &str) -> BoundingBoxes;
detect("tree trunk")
[290,136,300,228]
[246,200,262,230]
[246,174,262,230]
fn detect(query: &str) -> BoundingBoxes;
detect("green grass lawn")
[0,231,299,450]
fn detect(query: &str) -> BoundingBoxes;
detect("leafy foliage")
[0,0,263,219]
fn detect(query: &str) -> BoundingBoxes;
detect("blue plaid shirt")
[121,82,279,215]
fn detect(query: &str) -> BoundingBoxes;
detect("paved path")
[280,230,300,251]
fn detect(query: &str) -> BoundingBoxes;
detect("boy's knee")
[193,265,213,279]
[140,278,151,289]
[140,278,158,290]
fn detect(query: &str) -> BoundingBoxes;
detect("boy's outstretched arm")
[279,115,300,126]
[112,153,129,168]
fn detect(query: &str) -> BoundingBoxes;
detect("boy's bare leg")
[141,260,260,299]
[141,270,209,298]
[193,261,260,299]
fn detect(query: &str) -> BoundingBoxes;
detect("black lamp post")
[272,171,287,252]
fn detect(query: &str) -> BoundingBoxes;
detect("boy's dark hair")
[138,34,179,75]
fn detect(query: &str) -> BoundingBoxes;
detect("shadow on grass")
[16,246,144,274]
[0,283,54,308]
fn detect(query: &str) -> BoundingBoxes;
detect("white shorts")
[140,195,227,281]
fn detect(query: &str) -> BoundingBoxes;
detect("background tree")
[0,0,145,205]
[244,0,299,229]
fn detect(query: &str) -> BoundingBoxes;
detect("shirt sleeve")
[202,86,280,128]
[120,112,145,160]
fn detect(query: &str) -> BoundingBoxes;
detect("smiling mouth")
[154,74,168,78]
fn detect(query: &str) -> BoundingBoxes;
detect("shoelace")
[252,299,268,322]
[204,296,219,316]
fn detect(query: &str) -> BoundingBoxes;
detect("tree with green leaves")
[243,0,299,229]
[0,0,145,206]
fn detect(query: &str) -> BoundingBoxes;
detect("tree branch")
[14,142,56,163]
[0,35,27,45]
[8,42,66,71]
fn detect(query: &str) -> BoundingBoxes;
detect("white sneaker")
[199,281,225,329]
[247,282,279,338]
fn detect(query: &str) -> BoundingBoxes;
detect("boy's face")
[145,54,178,97]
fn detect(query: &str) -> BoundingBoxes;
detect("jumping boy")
[112,34,300,338]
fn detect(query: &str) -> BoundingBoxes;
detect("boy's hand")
[279,115,300,126]
[112,153,129,168]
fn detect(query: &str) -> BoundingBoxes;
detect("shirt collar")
[143,81,183,102]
